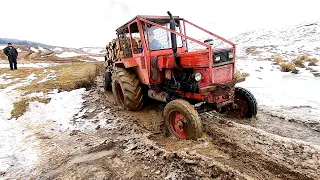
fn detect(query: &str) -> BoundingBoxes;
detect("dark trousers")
[8,56,17,70]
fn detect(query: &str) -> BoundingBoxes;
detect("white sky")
[1,0,319,48]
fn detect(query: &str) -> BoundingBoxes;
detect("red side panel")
[212,64,233,84]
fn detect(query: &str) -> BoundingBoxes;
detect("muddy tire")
[103,71,112,91]
[112,68,143,111]
[233,87,257,118]
[163,99,202,140]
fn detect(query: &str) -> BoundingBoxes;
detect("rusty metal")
[148,89,169,103]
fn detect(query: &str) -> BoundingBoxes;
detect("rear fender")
[115,57,138,68]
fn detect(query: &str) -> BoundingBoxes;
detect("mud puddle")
[96,80,320,179]
[207,109,320,146]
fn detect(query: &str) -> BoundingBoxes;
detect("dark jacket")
[3,46,18,57]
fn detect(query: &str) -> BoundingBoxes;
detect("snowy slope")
[232,19,320,128]
[232,19,320,59]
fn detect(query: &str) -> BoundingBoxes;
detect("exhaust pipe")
[167,11,181,68]
[148,89,170,103]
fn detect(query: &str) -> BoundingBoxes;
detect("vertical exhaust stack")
[167,11,181,68]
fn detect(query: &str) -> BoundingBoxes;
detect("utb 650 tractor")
[103,11,257,140]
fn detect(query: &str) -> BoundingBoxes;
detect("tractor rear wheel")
[103,71,112,91]
[163,99,202,140]
[112,68,143,111]
[232,87,257,118]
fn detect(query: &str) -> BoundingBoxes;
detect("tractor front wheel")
[232,87,257,118]
[112,68,143,111]
[163,99,202,140]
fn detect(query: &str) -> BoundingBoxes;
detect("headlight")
[229,52,234,59]
[194,72,202,82]
[214,56,220,62]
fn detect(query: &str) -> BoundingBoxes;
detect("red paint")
[176,90,205,101]
[170,111,189,139]
[113,15,239,105]
[165,69,171,79]
[122,57,138,68]
[234,93,249,118]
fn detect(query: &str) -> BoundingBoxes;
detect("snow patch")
[0,45,6,50]
[236,59,320,124]
[56,52,85,58]
[53,47,63,51]
[38,47,44,51]
[0,88,85,174]
[89,56,105,61]
[30,47,39,52]
[81,47,105,54]
[0,63,60,68]
[37,71,56,84]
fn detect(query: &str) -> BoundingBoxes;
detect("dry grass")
[0,84,9,89]
[246,47,256,54]
[272,55,286,65]
[11,97,51,119]
[308,58,319,66]
[7,62,104,119]
[0,81,21,89]
[234,70,250,79]
[35,56,84,63]
[241,72,250,77]
[292,58,305,68]
[291,68,299,74]
[256,57,271,61]
[314,72,320,77]
[17,62,103,94]
[0,68,44,79]
[296,55,311,62]
[280,62,296,72]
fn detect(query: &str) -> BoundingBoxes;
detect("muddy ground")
[2,76,320,179]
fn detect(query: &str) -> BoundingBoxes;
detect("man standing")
[3,43,18,70]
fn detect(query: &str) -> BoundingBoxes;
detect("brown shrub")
[242,72,250,77]
[308,58,319,66]
[313,72,320,77]
[246,47,256,54]
[296,55,311,62]
[273,55,285,64]
[280,63,296,72]
[292,58,305,68]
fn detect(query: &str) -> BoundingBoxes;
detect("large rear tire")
[112,68,143,111]
[233,87,257,118]
[103,71,112,91]
[163,99,202,140]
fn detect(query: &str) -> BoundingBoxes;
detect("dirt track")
[3,77,320,179]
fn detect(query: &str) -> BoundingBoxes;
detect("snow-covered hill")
[233,19,320,130]
[0,45,106,62]
[233,19,320,60]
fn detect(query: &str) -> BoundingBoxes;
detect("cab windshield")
[146,23,183,51]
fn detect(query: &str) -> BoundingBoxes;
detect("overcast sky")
[1,0,319,48]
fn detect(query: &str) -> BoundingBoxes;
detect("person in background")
[3,43,18,70]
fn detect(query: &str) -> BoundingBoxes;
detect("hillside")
[0,44,106,63]
[0,38,54,48]
[232,19,320,60]
[232,19,320,134]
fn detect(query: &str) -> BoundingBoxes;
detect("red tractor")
[103,11,257,140]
